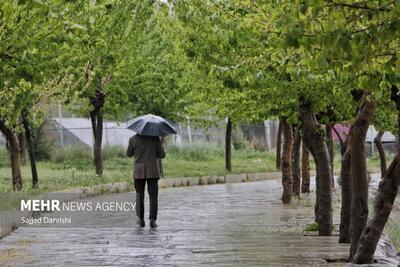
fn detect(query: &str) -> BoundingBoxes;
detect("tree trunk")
[18,131,26,165]
[281,118,293,204]
[314,173,320,223]
[352,86,400,263]
[374,131,387,178]
[225,118,232,172]
[326,124,334,187]
[91,109,103,176]
[22,111,39,188]
[301,142,310,193]
[351,155,400,264]
[276,119,283,170]
[349,99,376,258]
[0,120,23,191]
[339,145,352,243]
[332,125,347,156]
[292,127,301,197]
[300,101,333,236]
[90,89,105,176]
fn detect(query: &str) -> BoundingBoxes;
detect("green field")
[0,143,391,193]
[0,144,277,193]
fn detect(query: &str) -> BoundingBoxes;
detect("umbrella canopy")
[126,114,178,137]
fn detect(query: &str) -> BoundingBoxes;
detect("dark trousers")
[134,178,159,220]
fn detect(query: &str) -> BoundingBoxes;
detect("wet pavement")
[0,179,349,266]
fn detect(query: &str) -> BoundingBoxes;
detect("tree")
[292,126,301,197]
[299,99,333,235]
[176,0,400,254]
[21,109,38,187]
[276,120,283,170]
[175,0,337,218]
[265,0,400,261]
[122,5,191,122]
[374,131,387,178]
[174,1,272,173]
[225,118,232,172]
[352,86,400,263]
[371,99,398,179]
[281,117,293,203]
[339,142,352,243]
[325,124,334,182]
[354,154,400,263]
[301,142,310,193]
[0,1,74,190]
[0,89,24,191]
[65,0,153,175]
[21,76,74,188]
[349,98,376,257]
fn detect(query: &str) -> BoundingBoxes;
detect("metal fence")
[1,116,396,155]
[38,118,280,151]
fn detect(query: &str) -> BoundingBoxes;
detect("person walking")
[126,114,178,227]
[127,134,165,228]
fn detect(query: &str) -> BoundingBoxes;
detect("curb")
[159,172,281,188]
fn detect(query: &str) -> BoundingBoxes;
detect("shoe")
[149,219,157,228]
[137,218,145,227]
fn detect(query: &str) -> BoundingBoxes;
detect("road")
[0,179,349,266]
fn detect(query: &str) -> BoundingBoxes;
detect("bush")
[304,222,319,232]
[52,145,92,170]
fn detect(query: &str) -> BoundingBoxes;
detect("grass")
[0,144,276,193]
[304,222,319,232]
[386,218,400,250]
[164,146,276,177]
[0,161,132,193]
[332,151,395,174]
[0,143,392,194]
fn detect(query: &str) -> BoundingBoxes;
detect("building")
[46,118,135,149]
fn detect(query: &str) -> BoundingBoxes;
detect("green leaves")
[2,0,399,136]
[0,0,74,126]
[172,0,400,130]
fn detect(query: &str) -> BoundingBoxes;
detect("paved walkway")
[0,179,349,266]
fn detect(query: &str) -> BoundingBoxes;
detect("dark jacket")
[127,135,166,179]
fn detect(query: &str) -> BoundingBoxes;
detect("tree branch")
[328,1,393,12]
[332,125,345,148]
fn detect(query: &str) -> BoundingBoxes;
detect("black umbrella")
[126,114,178,137]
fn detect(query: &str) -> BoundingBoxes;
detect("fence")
[1,116,396,155]
[38,118,280,151]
